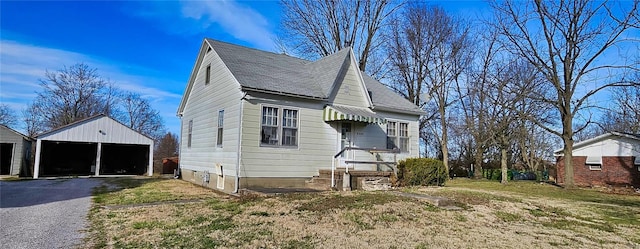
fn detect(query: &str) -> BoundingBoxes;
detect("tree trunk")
[562,136,575,188]
[562,112,575,188]
[439,102,449,178]
[474,146,484,179]
[501,135,508,184]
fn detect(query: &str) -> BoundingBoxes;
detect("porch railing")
[331,147,400,188]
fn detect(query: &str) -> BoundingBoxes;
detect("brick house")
[554,132,640,187]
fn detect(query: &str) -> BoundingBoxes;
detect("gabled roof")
[35,114,154,141]
[0,124,32,140]
[179,38,423,115]
[553,132,640,155]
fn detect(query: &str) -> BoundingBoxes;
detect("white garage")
[33,114,154,178]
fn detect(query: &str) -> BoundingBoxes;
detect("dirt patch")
[85,179,640,248]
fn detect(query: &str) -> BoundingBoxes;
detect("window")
[261,106,298,147]
[386,121,396,150]
[282,109,298,146]
[205,64,211,85]
[398,122,409,152]
[187,120,193,148]
[586,156,601,171]
[217,110,224,147]
[387,121,409,153]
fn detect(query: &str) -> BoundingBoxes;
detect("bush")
[396,158,447,187]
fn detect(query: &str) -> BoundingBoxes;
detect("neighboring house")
[0,125,32,176]
[554,132,640,187]
[33,114,154,178]
[177,39,424,193]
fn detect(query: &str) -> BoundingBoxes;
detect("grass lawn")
[83,178,640,249]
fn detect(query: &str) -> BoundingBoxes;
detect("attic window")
[205,64,211,85]
[586,156,602,171]
[207,47,212,53]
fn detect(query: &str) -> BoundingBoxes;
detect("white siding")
[0,126,30,175]
[330,59,369,107]
[572,137,640,158]
[348,111,420,170]
[39,117,152,145]
[179,47,243,176]
[239,95,336,178]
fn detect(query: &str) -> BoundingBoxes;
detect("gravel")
[0,178,102,249]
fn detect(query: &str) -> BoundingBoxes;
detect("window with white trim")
[187,120,193,148]
[260,106,298,147]
[586,156,602,171]
[387,121,409,153]
[217,110,224,147]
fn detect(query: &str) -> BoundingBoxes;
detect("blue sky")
[0,0,492,135]
[0,0,287,135]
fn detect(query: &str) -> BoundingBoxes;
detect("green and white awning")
[323,105,386,124]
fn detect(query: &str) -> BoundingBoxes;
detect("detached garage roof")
[36,114,153,145]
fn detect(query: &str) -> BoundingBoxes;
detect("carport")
[33,114,154,178]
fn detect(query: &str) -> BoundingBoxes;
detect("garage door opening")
[100,144,149,175]
[40,141,96,176]
[1,143,13,175]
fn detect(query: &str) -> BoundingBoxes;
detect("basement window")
[635,157,640,171]
[586,156,602,171]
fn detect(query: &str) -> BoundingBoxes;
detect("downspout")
[234,92,247,193]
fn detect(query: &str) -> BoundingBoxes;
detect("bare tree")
[155,132,179,159]
[118,92,165,140]
[386,3,473,176]
[24,63,118,135]
[600,82,640,134]
[456,30,502,179]
[279,0,400,75]
[491,0,640,187]
[0,104,17,128]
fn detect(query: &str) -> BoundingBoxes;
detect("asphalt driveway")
[0,178,102,249]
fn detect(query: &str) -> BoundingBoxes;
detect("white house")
[177,39,424,193]
[554,132,640,187]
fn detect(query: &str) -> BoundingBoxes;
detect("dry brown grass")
[84,178,640,249]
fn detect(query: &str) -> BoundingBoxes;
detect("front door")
[339,122,353,168]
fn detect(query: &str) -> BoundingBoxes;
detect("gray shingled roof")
[206,39,423,114]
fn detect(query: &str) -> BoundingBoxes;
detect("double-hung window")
[217,110,224,147]
[387,121,409,153]
[261,106,298,147]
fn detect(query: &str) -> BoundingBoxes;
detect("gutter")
[234,92,247,193]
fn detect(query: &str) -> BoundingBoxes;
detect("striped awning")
[323,105,386,124]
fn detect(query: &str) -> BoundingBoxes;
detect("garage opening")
[1,143,13,175]
[100,143,149,175]
[40,141,96,176]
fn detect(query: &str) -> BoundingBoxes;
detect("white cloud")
[0,39,183,134]
[127,0,276,51]
[180,1,276,50]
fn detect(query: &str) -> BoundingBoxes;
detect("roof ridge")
[205,38,309,63]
